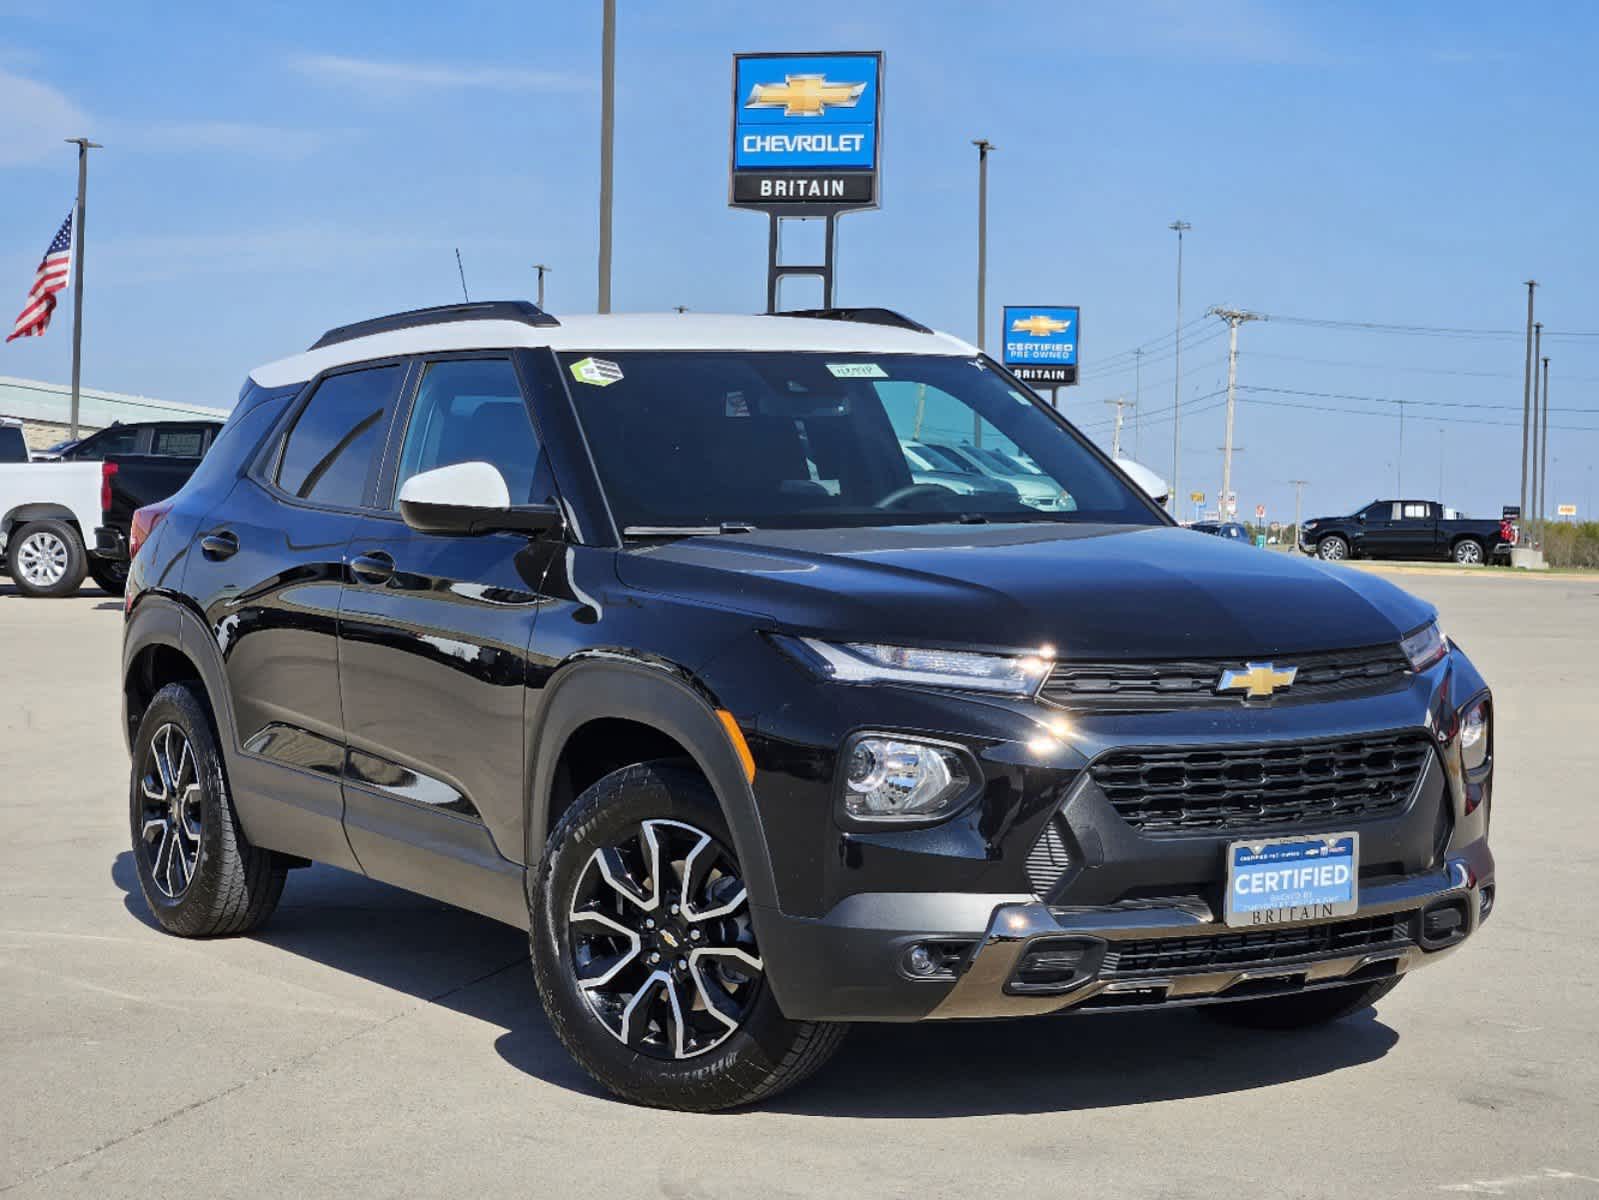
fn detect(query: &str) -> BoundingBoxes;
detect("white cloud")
[0,69,90,166]
[289,53,592,96]
[122,120,343,160]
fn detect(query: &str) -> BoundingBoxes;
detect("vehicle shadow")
[112,853,1399,1116]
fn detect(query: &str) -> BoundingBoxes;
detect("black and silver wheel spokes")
[139,723,202,899]
[568,818,763,1060]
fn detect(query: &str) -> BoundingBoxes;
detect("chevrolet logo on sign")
[1011,314,1073,337]
[745,74,867,117]
[1217,662,1299,698]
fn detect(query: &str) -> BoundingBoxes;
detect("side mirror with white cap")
[397,461,564,537]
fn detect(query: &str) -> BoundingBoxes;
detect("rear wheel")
[130,682,286,936]
[1205,976,1402,1030]
[88,557,129,595]
[1316,535,1350,562]
[530,762,847,1110]
[7,519,86,597]
[1452,539,1485,565]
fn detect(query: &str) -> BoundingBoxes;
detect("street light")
[1168,220,1191,514]
[973,139,996,446]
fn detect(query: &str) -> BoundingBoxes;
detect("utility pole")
[972,139,995,447]
[1396,398,1405,495]
[1519,280,1537,524]
[65,137,101,440]
[532,263,551,309]
[1439,427,1446,501]
[596,0,616,313]
[1167,221,1192,513]
[1209,307,1262,514]
[1105,396,1133,458]
[1539,355,1551,540]
[1133,347,1143,458]
[1531,322,1543,542]
[1290,479,1309,544]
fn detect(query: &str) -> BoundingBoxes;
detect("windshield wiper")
[623,522,758,538]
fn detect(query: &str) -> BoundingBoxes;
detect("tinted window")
[151,425,208,457]
[276,366,401,507]
[394,359,543,505]
[69,425,141,459]
[0,425,27,463]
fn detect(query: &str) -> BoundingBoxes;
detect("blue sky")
[3,0,1597,522]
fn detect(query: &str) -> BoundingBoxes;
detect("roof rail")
[309,300,559,351]
[772,307,932,334]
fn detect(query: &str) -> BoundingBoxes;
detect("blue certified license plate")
[1224,833,1359,928]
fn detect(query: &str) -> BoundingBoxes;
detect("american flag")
[6,211,74,343]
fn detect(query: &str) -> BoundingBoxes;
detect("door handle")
[199,530,239,560]
[349,551,395,585]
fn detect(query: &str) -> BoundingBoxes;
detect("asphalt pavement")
[2,567,1596,1199]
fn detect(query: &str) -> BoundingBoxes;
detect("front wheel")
[1452,539,1485,565]
[1205,976,1402,1030]
[1316,535,1350,562]
[7,519,87,597]
[530,762,847,1110]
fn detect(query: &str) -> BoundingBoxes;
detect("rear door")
[181,360,408,870]
[336,355,553,922]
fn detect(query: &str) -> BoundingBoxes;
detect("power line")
[1236,383,1599,414]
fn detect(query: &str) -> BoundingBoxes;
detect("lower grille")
[1025,821,1072,896]
[1101,913,1413,978]
[1090,731,1432,835]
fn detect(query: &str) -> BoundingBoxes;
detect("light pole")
[1539,354,1551,539]
[596,0,616,313]
[1133,347,1143,459]
[1290,479,1309,546]
[1168,220,1192,514]
[1519,280,1536,524]
[65,137,101,440]
[972,139,995,446]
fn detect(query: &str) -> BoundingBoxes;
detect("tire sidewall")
[1454,540,1482,565]
[88,557,130,595]
[530,764,800,1105]
[129,683,235,934]
[1317,535,1349,561]
[7,519,87,598]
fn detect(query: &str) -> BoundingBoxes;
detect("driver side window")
[394,359,545,506]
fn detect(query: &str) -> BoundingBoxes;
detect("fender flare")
[122,593,241,762]
[3,502,83,538]
[525,658,779,913]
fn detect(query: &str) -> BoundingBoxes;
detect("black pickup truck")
[1299,499,1511,565]
[91,423,222,593]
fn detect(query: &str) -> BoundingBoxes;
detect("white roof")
[248,312,978,389]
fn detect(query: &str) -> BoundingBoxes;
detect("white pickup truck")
[0,449,105,597]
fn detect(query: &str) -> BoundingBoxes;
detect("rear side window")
[71,425,141,459]
[0,424,26,463]
[151,425,208,457]
[393,359,543,505]
[276,365,402,508]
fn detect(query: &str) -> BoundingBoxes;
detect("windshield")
[561,352,1162,532]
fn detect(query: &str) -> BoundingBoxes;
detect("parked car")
[899,441,1020,501]
[91,436,221,595]
[917,440,1073,509]
[1191,520,1249,542]
[121,302,1496,1111]
[54,419,222,463]
[1299,500,1511,564]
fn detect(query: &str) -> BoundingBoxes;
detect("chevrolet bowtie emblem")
[660,930,680,949]
[1217,662,1298,698]
[745,74,866,117]
[1010,314,1072,337]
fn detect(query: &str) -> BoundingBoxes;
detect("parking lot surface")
[2,568,1597,1199]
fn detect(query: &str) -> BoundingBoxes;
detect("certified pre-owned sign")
[730,51,883,212]
[1001,305,1080,386]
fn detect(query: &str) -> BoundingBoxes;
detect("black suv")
[121,302,1496,1110]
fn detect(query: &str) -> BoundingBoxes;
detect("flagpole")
[64,137,101,440]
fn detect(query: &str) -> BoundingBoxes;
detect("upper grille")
[1039,645,1412,711]
[1090,731,1432,835]
[1101,912,1413,978]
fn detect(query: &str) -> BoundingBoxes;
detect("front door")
[337,356,555,924]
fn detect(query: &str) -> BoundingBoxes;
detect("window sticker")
[826,362,888,379]
[569,357,624,387]
[725,390,750,417]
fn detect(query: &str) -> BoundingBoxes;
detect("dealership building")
[0,375,229,451]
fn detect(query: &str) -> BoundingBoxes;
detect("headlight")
[794,638,1052,695]
[1400,620,1448,671]
[1459,699,1490,771]
[1303,520,1318,530]
[843,735,971,821]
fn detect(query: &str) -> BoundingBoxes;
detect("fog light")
[906,945,938,976]
[842,736,970,821]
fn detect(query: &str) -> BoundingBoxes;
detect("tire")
[1452,539,1485,565]
[6,519,87,597]
[88,557,129,595]
[530,762,848,1111]
[1316,535,1350,562]
[1205,976,1402,1030]
[129,682,286,936]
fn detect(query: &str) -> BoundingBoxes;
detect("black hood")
[617,523,1435,660]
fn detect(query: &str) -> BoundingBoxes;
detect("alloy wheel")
[16,530,69,588]
[1456,541,1483,564]
[567,818,763,1060]
[1319,539,1346,561]
[138,723,203,899]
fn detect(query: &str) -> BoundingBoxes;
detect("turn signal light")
[128,500,174,561]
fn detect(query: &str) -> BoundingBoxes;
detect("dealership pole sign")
[730,52,883,213]
[1002,305,1080,385]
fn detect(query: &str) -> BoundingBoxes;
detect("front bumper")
[761,836,1493,1022]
